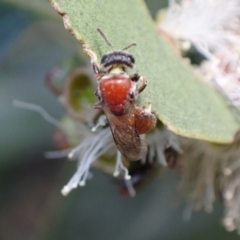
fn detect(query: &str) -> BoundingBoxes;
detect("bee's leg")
[138,75,147,93]
[94,102,102,109]
[94,89,100,97]
[130,73,147,93]
[83,44,100,77]
[130,73,141,82]
[94,90,102,109]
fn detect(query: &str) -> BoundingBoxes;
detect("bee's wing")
[103,105,147,161]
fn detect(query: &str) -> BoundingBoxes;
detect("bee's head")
[100,51,135,73]
[97,28,136,73]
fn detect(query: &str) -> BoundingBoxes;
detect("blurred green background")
[0,1,239,239]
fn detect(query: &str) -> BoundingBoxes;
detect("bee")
[83,29,156,161]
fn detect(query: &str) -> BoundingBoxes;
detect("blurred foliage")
[0,1,239,240]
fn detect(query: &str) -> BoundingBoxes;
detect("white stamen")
[146,128,181,166]
[61,127,114,195]
[13,100,61,128]
[79,181,86,187]
[113,171,120,177]
[44,149,72,159]
[224,159,240,176]
[223,217,236,231]
[113,151,131,180]
[156,146,168,166]
[61,186,70,196]
[79,171,89,187]
[124,179,136,197]
[91,115,108,132]
[67,133,98,159]
[161,0,240,59]
[160,0,240,109]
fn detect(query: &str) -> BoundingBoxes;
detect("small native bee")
[83,29,156,161]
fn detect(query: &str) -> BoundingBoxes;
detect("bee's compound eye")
[101,54,108,65]
[129,55,135,64]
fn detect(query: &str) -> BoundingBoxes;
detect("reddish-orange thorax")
[99,76,132,115]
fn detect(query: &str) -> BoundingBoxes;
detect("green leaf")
[49,0,240,143]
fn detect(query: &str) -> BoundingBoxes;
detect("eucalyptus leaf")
[49,0,240,143]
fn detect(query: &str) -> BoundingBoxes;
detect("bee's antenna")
[97,28,113,49]
[122,43,136,51]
